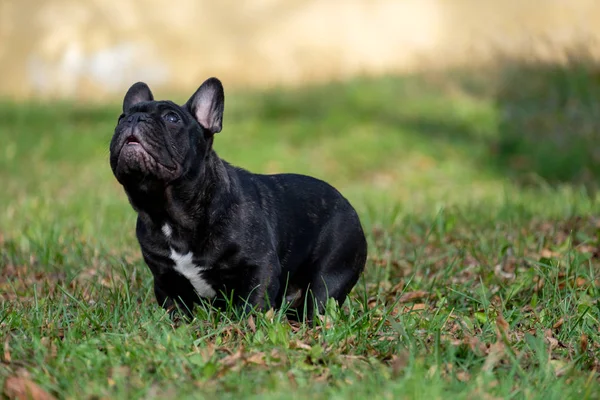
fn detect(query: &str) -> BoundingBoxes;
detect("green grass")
[1,68,600,399]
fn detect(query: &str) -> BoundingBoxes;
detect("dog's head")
[109,78,224,191]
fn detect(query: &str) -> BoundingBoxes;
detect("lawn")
[1,67,599,399]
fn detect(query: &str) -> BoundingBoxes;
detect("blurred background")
[1,0,600,243]
[2,0,600,99]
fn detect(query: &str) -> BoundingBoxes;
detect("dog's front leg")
[236,260,281,315]
[153,278,196,319]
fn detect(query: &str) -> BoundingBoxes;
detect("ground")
[1,67,599,399]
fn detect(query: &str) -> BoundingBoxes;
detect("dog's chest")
[161,223,216,298]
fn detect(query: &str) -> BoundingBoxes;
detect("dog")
[109,77,367,321]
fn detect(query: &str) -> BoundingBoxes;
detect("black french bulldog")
[109,77,367,321]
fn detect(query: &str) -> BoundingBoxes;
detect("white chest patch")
[169,249,217,298]
[163,224,216,299]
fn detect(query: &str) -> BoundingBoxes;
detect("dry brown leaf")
[388,281,404,295]
[109,366,131,378]
[456,371,471,382]
[264,309,275,323]
[550,359,569,377]
[482,342,505,373]
[40,338,57,360]
[287,371,298,389]
[552,318,565,330]
[314,370,330,383]
[577,244,597,254]
[494,264,515,280]
[220,348,244,368]
[575,277,588,288]
[464,336,488,356]
[289,340,312,351]
[409,303,427,311]
[540,248,561,258]
[199,343,216,361]
[426,365,438,378]
[3,338,11,363]
[3,376,56,400]
[377,335,398,342]
[389,350,410,378]
[544,329,559,350]
[398,291,430,303]
[288,320,302,333]
[580,334,589,353]
[269,349,286,365]
[496,315,509,341]
[534,277,545,292]
[247,315,256,333]
[246,352,266,366]
[317,315,334,329]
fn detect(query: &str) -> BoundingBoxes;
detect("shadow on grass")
[489,52,600,193]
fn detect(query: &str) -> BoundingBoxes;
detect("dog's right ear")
[123,82,154,113]
[186,77,225,135]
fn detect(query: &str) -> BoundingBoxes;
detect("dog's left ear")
[186,77,224,135]
[123,82,154,113]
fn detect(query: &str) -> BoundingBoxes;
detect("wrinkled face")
[109,78,224,190]
[110,101,194,185]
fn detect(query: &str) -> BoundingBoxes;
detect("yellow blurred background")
[2,0,600,100]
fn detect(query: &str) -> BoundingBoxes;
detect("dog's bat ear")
[186,77,224,135]
[123,82,154,113]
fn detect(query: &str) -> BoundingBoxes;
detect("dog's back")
[230,166,368,315]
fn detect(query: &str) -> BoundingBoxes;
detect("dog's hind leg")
[294,225,367,323]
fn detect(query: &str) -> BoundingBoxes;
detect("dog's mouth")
[117,133,179,177]
[125,135,140,145]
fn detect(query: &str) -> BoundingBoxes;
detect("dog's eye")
[164,112,180,124]
[118,114,125,123]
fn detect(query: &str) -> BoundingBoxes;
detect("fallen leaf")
[287,371,298,388]
[552,318,565,330]
[388,281,404,295]
[464,335,488,356]
[494,264,515,280]
[314,370,330,383]
[550,359,569,377]
[496,315,509,341]
[246,352,266,366]
[409,303,427,311]
[388,350,410,377]
[544,329,558,350]
[456,370,471,382]
[580,334,589,353]
[269,349,286,365]
[577,244,597,254]
[264,309,275,323]
[3,376,56,400]
[220,348,244,369]
[426,365,438,378]
[289,340,311,351]
[482,342,505,373]
[3,338,11,363]
[317,315,333,329]
[540,249,560,258]
[40,338,57,360]
[534,277,545,291]
[247,315,256,333]
[398,291,430,303]
[575,277,588,287]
